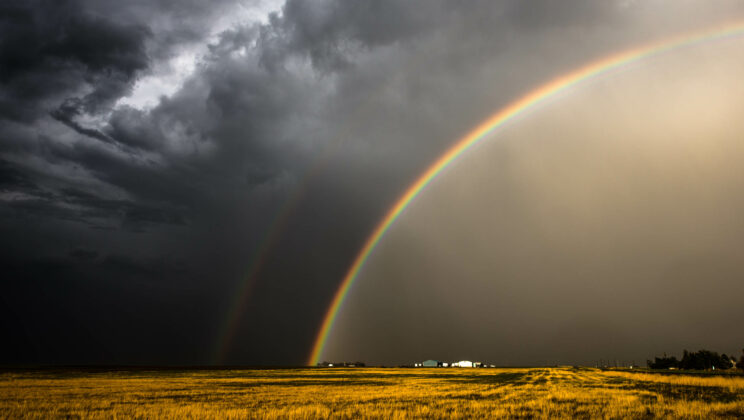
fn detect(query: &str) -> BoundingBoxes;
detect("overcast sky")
[2,0,744,366]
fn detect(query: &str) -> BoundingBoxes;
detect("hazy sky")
[2,0,744,366]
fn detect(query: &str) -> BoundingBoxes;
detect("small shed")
[422,359,439,367]
[454,360,473,368]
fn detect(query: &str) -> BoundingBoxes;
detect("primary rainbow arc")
[308,21,744,366]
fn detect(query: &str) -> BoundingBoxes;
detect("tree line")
[647,349,744,370]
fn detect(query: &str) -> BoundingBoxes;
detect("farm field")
[2,367,744,419]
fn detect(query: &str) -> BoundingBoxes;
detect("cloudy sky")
[2,0,744,366]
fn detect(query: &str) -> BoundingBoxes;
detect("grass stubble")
[1,367,743,419]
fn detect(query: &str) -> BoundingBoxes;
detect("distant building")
[346,362,365,367]
[416,360,491,368]
[316,361,365,367]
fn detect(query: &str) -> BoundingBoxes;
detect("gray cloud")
[0,1,151,123]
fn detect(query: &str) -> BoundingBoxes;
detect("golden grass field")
[2,367,743,419]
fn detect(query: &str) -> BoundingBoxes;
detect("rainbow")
[214,90,393,363]
[308,21,744,366]
[213,198,295,364]
[214,155,347,364]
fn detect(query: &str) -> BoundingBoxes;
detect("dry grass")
[602,370,744,391]
[1,367,743,419]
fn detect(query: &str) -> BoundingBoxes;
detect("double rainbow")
[308,21,744,366]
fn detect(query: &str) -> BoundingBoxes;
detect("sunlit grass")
[603,369,744,391]
[1,367,742,418]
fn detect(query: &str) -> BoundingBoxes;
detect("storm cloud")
[2,0,744,366]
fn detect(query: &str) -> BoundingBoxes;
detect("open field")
[2,367,744,419]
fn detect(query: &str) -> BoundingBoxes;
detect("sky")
[2,0,744,366]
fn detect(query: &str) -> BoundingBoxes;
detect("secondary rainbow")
[308,21,744,366]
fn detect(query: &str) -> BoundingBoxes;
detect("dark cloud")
[69,248,98,260]
[0,253,217,364]
[0,159,38,192]
[0,1,151,123]
[255,0,449,72]
[50,98,116,144]
[505,0,615,27]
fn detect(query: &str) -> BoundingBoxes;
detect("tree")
[647,355,679,369]
[648,348,743,370]
[719,354,734,370]
[679,349,727,370]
